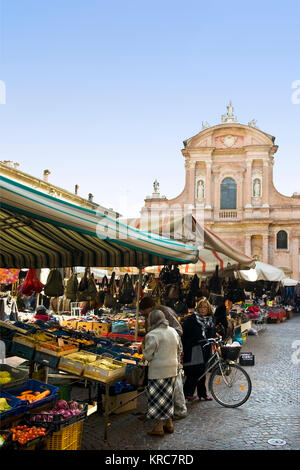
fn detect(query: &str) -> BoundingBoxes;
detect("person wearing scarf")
[142,310,181,436]
[182,298,216,401]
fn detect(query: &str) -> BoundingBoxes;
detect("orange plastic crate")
[45,421,83,450]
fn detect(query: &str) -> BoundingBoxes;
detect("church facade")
[141,103,300,280]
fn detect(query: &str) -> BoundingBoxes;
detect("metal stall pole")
[135,267,143,341]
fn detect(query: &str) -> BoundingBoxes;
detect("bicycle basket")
[220,346,241,361]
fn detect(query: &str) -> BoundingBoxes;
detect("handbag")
[44,269,64,297]
[119,273,135,305]
[126,363,148,388]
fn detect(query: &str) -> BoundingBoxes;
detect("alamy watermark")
[0,80,6,104]
[291,80,300,104]
[95,202,205,249]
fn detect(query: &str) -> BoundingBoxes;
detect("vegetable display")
[29,400,84,423]
[15,390,50,403]
[10,425,47,445]
[0,371,13,386]
[0,398,12,413]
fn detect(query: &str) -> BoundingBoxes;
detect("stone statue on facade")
[248,119,259,129]
[153,179,160,193]
[197,180,205,199]
[253,178,261,197]
[221,100,237,123]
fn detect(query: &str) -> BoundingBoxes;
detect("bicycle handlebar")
[206,337,222,344]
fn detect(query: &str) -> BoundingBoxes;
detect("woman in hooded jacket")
[142,309,181,437]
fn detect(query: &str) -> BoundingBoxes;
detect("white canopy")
[237,261,286,282]
[281,277,299,286]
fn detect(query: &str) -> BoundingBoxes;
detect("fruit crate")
[33,350,60,370]
[7,379,59,411]
[102,390,138,414]
[77,321,94,331]
[92,322,111,334]
[35,341,79,357]
[0,364,29,391]
[58,351,98,376]
[27,402,88,432]
[11,336,35,361]
[44,420,84,450]
[10,423,52,450]
[0,389,26,421]
[62,320,78,329]
[83,356,127,382]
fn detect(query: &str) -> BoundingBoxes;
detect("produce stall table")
[2,321,145,444]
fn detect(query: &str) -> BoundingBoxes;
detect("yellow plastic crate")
[45,421,83,450]
[77,321,94,331]
[92,322,111,334]
[62,320,78,329]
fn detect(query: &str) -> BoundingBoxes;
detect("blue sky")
[0,0,299,216]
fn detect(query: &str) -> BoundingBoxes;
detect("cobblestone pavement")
[72,314,300,451]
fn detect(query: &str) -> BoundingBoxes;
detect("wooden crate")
[102,390,137,414]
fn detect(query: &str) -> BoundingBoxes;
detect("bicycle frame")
[195,341,232,386]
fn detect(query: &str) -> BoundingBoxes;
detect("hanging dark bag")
[126,363,148,388]
[119,273,135,305]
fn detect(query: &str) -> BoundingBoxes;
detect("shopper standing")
[182,298,216,401]
[139,297,187,419]
[143,310,181,436]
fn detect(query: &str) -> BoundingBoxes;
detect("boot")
[163,418,174,434]
[147,420,164,436]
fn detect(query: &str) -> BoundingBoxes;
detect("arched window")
[220,177,237,210]
[276,230,288,250]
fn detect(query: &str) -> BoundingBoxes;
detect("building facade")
[142,103,300,280]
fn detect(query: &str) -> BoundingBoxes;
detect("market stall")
[0,175,201,447]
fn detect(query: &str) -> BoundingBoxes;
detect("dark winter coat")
[182,314,216,366]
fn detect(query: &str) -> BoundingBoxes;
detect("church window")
[276,230,288,250]
[220,177,237,210]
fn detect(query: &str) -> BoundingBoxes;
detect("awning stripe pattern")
[0,176,199,268]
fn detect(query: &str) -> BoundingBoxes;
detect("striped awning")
[120,215,255,274]
[0,176,199,268]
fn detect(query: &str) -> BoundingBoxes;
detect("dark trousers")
[183,364,207,398]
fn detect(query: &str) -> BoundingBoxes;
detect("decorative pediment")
[183,123,275,150]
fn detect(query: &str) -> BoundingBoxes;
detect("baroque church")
[141,102,300,280]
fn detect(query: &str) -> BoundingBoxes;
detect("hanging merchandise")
[151,280,163,305]
[44,269,64,298]
[0,269,20,285]
[159,265,172,285]
[104,272,116,308]
[77,269,97,302]
[65,273,78,301]
[167,283,180,300]
[18,269,45,296]
[101,275,109,291]
[208,266,222,294]
[119,273,135,305]
[146,276,157,292]
[135,280,144,300]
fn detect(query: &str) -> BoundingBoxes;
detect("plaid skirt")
[146,377,176,420]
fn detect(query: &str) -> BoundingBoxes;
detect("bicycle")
[194,337,252,408]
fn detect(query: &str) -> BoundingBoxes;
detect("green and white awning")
[0,176,199,268]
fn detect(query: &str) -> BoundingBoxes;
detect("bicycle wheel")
[209,361,252,408]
